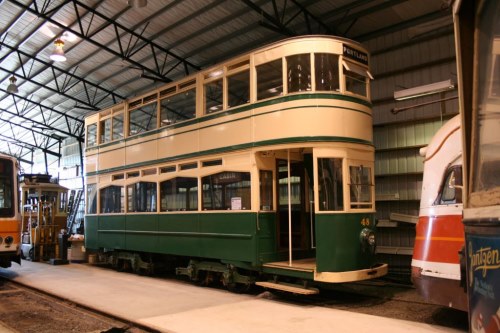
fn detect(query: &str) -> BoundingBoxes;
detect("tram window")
[287,54,311,93]
[439,167,463,204]
[315,54,340,92]
[160,88,196,126]
[227,70,250,108]
[100,118,111,143]
[99,186,124,213]
[0,160,14,216]
[257,59,283,100]
[41,191,58,204]
[86,123,97,147]
[160,177,198,211]
[318,158,343,211]
[343,61,371,97]
[129,101,157,136]
[202,172,251,210]
[127,182,157,212]
[205,79,223,114]
[112,113,124,141]
[259,170,273,211]
[349,165,372,209]
[86,183,97,214]
[59,191,67,213]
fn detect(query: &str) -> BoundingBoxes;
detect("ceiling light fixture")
[50,38,67,62]
[7,75,19,94]
[128,0,147,8]
[394,79,455,101]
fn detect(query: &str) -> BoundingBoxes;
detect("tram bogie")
[84,35,387,292]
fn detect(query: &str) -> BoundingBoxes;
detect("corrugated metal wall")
[364,20,459,281]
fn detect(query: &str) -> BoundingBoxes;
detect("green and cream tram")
[84,35,387,293]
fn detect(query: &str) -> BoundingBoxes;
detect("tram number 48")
[360,218,370,227]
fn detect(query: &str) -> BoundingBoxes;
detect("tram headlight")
[4,236,13,246]
[360,228,376,253]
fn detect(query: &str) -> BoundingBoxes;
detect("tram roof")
[0,0,452,162]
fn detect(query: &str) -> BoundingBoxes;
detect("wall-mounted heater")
[394,79,455,101]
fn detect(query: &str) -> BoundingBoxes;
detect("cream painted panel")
[97,146,126,171]
[199,118,253,151]
[156,130,199,160]
[254,38,345,65]
[253,106,373,143]
[125,139,158,165]
[84,152,98,174]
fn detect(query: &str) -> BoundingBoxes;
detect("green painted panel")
[199,213,257,264]
[125,215,159,252]
[315,213,376,272]
[98,215,126,250]
[84,215,98,249]
[257,212,279,262]
[157,214,201,257]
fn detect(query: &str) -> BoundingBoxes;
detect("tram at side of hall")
[84,35,388,294]
[0,153,21,268]
[411,115,467,312]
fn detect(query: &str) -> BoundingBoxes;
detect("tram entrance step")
[255,281,319,295]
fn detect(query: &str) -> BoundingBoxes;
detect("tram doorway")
[276,158,310,254]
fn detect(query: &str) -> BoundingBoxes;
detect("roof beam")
[0,133,61,158]
[0,93,84,142]
[0,42,124,108]
[8,0,199,82]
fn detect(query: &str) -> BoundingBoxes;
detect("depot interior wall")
[363,18,459,278]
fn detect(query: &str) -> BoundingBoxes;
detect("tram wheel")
[226,281,252,294]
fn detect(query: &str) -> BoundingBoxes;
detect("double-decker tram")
[84,35,387,293]
[0,153,21,268]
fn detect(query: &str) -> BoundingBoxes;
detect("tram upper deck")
[85,36,374,177]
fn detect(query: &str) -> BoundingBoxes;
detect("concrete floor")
[0,261,464,333]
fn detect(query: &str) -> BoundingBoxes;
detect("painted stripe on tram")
[85,135,373,176]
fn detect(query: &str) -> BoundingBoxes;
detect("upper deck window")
[112,113,124,141]
[129,101,157,136]
[257,59,283,100]
[315,54,340,92]
[205,78,223,114]
[86,123,97,147]
[287,54,311,93]
[227,69,250,108]
[160,88,196,126]
[100,118,111,144]
[343,61,373,98]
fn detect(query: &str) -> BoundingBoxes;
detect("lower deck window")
[349,165,372,208]
[160,177,198,211]
[100,186,124,213]
[202,172,251,210]
[259,170,273,211]
[127,182,157,212]
[86,184,97,214]
[318,158,343,211]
